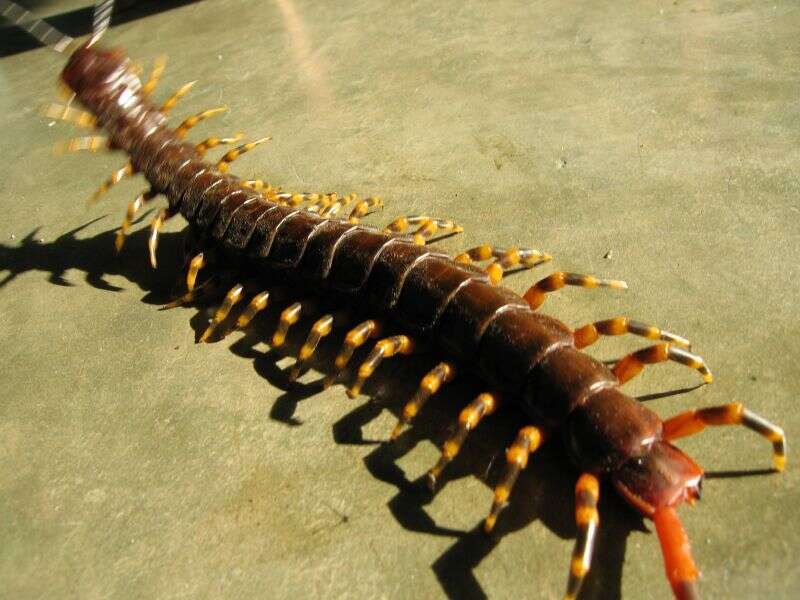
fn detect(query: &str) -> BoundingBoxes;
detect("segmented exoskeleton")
[53,40,786,600]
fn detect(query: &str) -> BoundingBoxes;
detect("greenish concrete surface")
[1,1,799,598]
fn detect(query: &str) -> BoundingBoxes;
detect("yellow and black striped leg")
[426,392,501,490]
[390,362,456,440]
[195,134,243,158]
[384,216,463,245]
[159,81,196,115]
[175,107,228,138]
[115,189,157,253]
[484,425,544,532]
[199,283,245,342]
[613,343,712,385]
[272,300,318,348]
[186,252,207,292]
[319,193,357,218]
[574,316,691,350]
[216,137,271,173]
[288,312,348,382]
[348,196,383,224]
[347,335,415,398]
[663,403,786,471]
[43,102,97,128]
[235,290,270,330]
[455,245,552,285]
[564,473,600,600]
[54,135,107,154]
[89,162,134,204]
[523,272,628,310]
[141,55,167,96]
[323,320,382,389]
[148,207,177,269]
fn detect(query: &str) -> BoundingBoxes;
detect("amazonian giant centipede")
[46,32,786,600]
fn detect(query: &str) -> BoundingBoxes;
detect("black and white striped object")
[91,0,115,41]
[0,0,74,52]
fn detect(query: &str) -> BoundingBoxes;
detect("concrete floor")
[1,1,799,598]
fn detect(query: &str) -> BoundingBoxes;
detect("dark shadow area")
[0,219,707,600]
[704,468,777,480]
[1,0,202,57]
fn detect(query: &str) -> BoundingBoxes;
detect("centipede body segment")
[50,38,787,600]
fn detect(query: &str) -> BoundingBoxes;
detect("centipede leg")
[115,189,157,253]
[663,403,786,471]
[323,319,382,389]
[216,137,271,173]
[159,81,196,114]
[287,312,349,382]
[426,392,500,490]
[347,196,383,223]
[484,425,544,532]
[54,135,107,154]
[564,473,600,600]
[43,102,96,128]
[455,245,552,285]
[148,207,177,269]
[574,316,691,350]
[195,134,243,158]
[347,335,415,398]
[199,283,246,342]
[390,362,456,440]
[235,290,270,330]
[612,343,712,385]
[523,272,628,310]
[384,216,463,245]
[175,107,228,138]
[89,162,134,204]
[186,252,207,292]
[161,276,220,309]
[141,55,167,96]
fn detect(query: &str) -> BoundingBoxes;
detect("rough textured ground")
[1,1,799,598]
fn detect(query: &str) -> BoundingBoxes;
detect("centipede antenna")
[54,136,108,154]
[90,162,134,204]
[0,0,74,52]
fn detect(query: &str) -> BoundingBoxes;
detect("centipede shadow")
[2,220,674,600]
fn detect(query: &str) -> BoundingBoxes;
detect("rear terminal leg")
[323,319,382,389]
[115,189,157,253]
[199,283,245,342]
[216,137,271,173]
[148,207,177,269]
[390,362,456,440]
[347,335,415,398]
[484,425,544,532]
[564,473,600,600]
[524,272,628,310]
[426,392,501,491]
[663,403,786,471]
[455,245,552,285]
[613,343,713,385]
[574,317,691,350]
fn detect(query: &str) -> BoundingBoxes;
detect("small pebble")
[603,250,613,259]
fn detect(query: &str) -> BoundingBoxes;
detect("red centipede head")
[612,441,704,600]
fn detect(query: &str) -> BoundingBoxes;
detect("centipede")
[44,31,787,600]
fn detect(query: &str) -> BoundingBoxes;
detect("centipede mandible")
[46,32,787,600]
